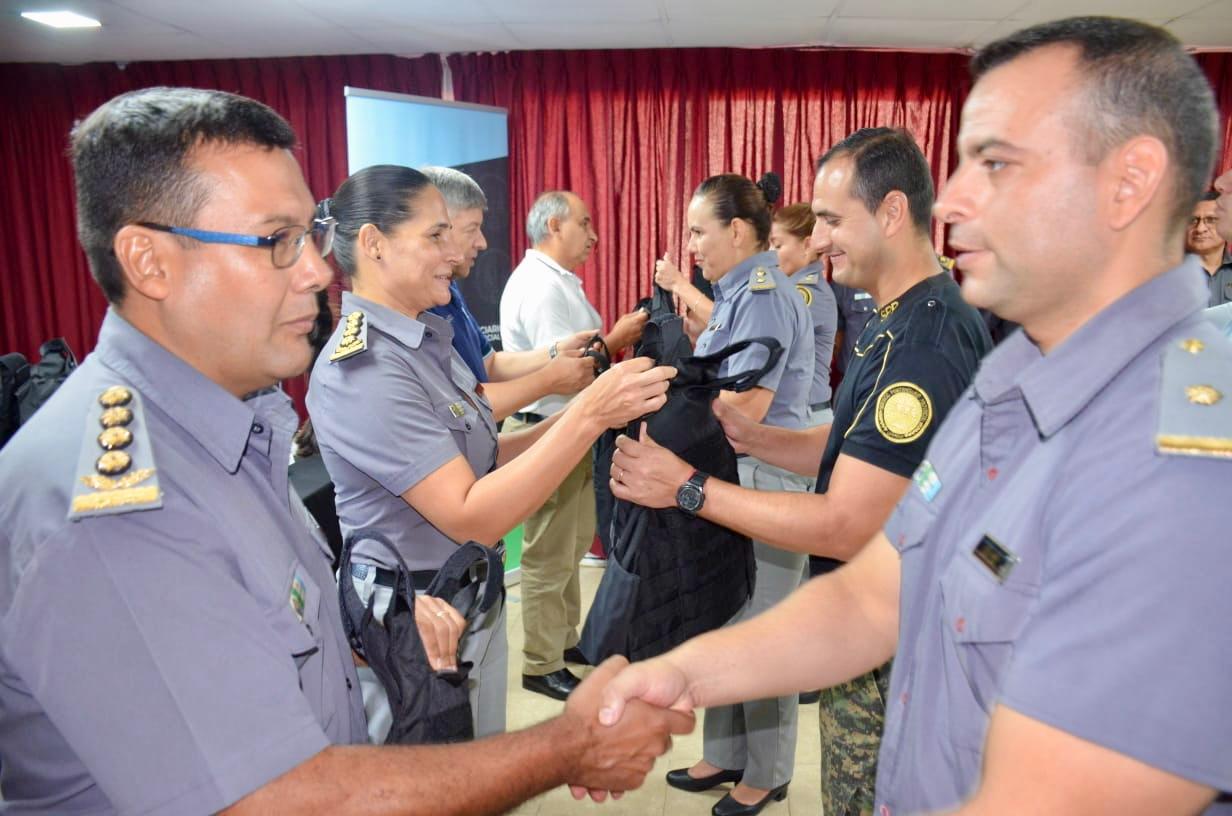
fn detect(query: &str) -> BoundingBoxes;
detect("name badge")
[448,402,466,418]
[854,291,872,301]
[972,535,1018,583]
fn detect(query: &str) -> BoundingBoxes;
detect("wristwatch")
[675,470,709,516]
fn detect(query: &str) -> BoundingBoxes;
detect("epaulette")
[749,266,776,293]
[798,270,820,285]
[68,385,163,520]
[330,310,368,362]
[1156,334,1232,459]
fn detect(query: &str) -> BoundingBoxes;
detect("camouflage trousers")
[818,661,892,816]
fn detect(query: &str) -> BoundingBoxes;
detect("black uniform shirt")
[812,274,991,572]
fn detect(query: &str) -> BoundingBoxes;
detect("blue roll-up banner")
[344,87,510,349]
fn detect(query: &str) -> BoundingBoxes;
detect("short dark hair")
[816,128,934,234]
[693,172,782,247]
[973,16,1217,231]
[324,165,434,277]
[71,87,296,304]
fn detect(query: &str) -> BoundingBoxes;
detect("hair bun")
[755,172,782,207]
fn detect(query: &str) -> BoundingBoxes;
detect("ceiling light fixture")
[20,10,102,28]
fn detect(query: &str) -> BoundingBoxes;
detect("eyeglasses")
[1189,216,1220,230]
[139,217,336,268]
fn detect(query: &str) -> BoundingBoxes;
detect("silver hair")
[419,165,487,212]
[526,191,573,245]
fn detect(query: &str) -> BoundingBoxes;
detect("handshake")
[555,654,695,802]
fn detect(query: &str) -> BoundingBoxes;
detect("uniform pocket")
[938,554,1037,746]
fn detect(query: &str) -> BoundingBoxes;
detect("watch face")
[677,482,703,513]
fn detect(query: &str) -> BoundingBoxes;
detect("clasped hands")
[561,655,697,802]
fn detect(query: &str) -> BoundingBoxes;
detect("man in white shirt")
[501,190,647,700]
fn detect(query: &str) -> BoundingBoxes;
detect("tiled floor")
[503,564,823,816]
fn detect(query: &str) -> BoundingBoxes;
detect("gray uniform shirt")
[791,261,837,407]
[877,259,1232,814]
[1200,250,1232,307]
[308,292,498,571]
[0,311,366,815]
[695,250,814,430]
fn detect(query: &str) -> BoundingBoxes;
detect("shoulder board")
[1156,334,1232,459]
[749,266,776,292]
[68,385,163,520]
[799,271,820,285]
[330,310,368,362]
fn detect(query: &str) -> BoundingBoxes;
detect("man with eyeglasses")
[1185,190,1232,306]
[0,86,691,815]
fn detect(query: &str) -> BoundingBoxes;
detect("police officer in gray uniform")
[770,202,838,429]
[307,165,677,741]
[0,87,694,815]
[597,17,1232,815]
[618,171,814,815]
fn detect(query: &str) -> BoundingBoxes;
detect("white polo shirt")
[499,248,602,416]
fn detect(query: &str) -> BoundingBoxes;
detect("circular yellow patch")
[875,382,932,444]
[796,284,813,306]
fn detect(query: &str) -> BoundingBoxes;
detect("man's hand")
[654,254,685,292]
[543,349,596,395]
[607,309,649,353]
[578,358,675,429]
[562,656,695,801]
[610,427,693,509]
[713,397,762,456]
[556,329,596,354]
[414,595,466,673]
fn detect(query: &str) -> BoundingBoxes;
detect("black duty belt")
[351,563,437,591]
[511,411,547,424]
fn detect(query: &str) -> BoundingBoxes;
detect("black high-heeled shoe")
[710,782,789,816]
[664,766,744,792]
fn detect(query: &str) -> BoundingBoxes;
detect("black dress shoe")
[665,766,743,792]
[711,782,789,816]
[521,668,580,701]
[563,646,590,665]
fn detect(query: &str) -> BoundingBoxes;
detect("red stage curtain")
[449,48,973,328]
[0,54,441,412]
[1200,53,1232,178]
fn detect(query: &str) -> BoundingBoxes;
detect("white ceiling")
[3,0,1232,64]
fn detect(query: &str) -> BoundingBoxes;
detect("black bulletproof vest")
[581,287,782,662]
[338,531,503,745]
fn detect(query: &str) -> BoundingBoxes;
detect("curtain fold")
[448,48,973,328]
[0,54,441,413]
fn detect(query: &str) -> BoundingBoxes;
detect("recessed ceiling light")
[21,10,102,28]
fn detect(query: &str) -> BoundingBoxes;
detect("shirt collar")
[974,258,1207,437]
[526,248,580,281]
[713,250,778,302]
[342,290,454,351]
[93,309,292,474]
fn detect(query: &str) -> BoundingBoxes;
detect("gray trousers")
[702,456,811,789]
[351,572,508,742]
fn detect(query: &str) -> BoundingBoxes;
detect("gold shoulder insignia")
[799,270,820,285]
[796,284,814,306]
[875,381,933,444]
[1157,335,1232,458]
[330,310,368,362]
[749,266,776,292]
[69,385,163,520]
